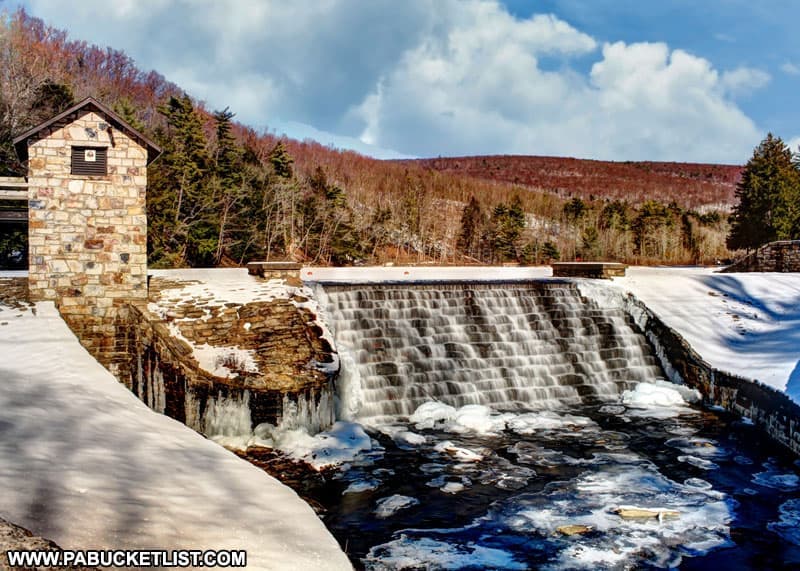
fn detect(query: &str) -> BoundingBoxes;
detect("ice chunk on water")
[378,426,428,448]
[666,425,699,436]
[752,460,800,491]
[426,475,472,494]
[374,495,420,519]
[409,402,457,429]
[679,455,720,471]
[441,482,466,494]
[621,381,700,418]
[623,382,685,407]
[434,440,483,462]
[420,462,446,474]
[507,411,596,434]
[768,498,800,545]
[483,461,732,569]
[364,536,527,570]
[599,405,626,415]
[344,479,381,494]
[666,437,728,460]
[551,544,629,570]
[684,478,713,491]
[448,405,515,435]
[410,402,514,435]
[255,421,375,470]
[508,442,581,468]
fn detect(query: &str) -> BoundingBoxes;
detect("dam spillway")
[305,278,800,569]
[317,281,664,422]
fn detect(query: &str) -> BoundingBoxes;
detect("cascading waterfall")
[318,281,664,423]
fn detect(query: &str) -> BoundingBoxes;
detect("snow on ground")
[307,265,800,402]
[148,268,302,306]
[0,301,351,570]
[148,268,337,378]
[609,267,800,400]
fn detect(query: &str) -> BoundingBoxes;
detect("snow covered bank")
[589,267,800,400]
[0,301,351,570]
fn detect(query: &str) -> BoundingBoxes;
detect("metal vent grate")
[71,146,108,176]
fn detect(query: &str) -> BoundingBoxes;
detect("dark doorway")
[0,204,28,270]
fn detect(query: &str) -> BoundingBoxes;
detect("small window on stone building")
[71,146,107,176]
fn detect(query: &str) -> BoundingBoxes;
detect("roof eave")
[12,96,162,165]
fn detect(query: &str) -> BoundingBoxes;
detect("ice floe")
[364,536,527,571]
[253,421,375,470]
[768,498,800,545]
[375,495,421,518]
[752,460,800,491]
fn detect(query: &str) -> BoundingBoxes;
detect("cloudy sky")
[19,0,800,163]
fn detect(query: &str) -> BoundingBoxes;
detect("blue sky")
[18,0,800,163]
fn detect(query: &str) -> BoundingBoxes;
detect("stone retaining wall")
[115,297,337,434]
[620,292,800,455]
[721,240,800,273]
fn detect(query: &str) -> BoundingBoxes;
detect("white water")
[318,282,664,422]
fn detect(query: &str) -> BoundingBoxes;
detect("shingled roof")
[13,97,161,165]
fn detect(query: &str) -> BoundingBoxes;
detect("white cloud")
[25,0,769,163]
[720,67,771,96]
[270,118,413,160]
[352,30,763,162]
[781,62,800,76]
[787,137,800,153]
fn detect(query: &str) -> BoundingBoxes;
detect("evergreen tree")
[456,196,485,259]
[633,200,678,259]
[563,197,588,223]
[148,94,212,266]
[598,200,629,231]
[30,80,74,123]
[211,107,244,264]
[489,195,526,262]
[113,97,145,131]
[579,225,599,259]
[541,240,560,262]
[269,140,294,179]
[728,133,800,250]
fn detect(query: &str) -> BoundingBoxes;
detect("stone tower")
[14,97,160,364]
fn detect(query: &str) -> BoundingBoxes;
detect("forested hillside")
[405,156,742,210]
[0,9,743,267]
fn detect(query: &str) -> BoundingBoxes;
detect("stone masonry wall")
[620,292,800,455]
[113,289,338,434]
[25,108,148,364]
[721,240,800,273]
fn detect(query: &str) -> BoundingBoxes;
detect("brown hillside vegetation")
[403,156,743,210]
[0,9,743,267]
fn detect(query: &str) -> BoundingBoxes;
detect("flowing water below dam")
[265,282,800,569]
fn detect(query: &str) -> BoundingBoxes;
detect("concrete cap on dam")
[247,261,302,285]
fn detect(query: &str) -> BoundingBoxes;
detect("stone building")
[13,97,160,363]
